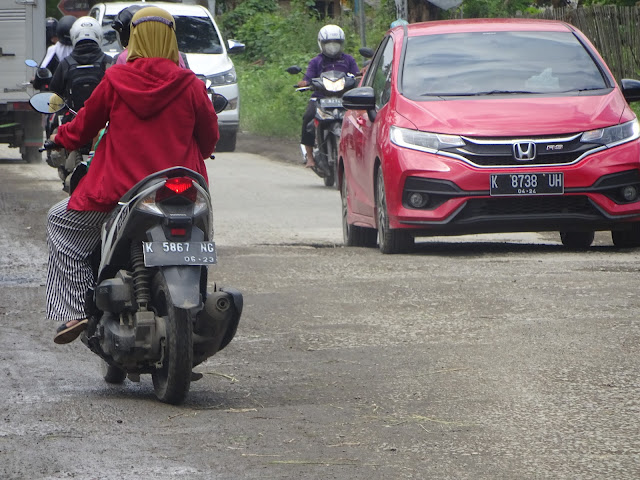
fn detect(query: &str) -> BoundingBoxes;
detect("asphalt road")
[1,141,639,480]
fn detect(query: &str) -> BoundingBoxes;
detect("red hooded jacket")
[56,57,219,212]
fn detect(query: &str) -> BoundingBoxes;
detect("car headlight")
[206,67,237,86]
[390,126,464,153]
[580,119,640,146]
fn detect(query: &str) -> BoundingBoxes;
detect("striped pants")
[46,199,109,322]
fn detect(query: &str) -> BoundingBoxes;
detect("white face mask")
[324,42,342,57]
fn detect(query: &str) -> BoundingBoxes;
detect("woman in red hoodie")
[49,6,219,344]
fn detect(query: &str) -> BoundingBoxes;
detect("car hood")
[184,53,233,77]
[395,92,632,136]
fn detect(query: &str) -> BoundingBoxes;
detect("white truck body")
[0,0,45,162]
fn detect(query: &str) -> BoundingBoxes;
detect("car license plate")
[319,97,342,108]
[490,172,564,196]
[142,241,217,267]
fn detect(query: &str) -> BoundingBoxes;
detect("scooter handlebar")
[39,139,60,152]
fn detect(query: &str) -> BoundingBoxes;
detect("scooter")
[287,67,359,189]
[30,91,243,405]
[25,59,81,191]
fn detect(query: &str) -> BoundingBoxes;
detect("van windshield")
[402,31,609,98]
[99,13,223,55]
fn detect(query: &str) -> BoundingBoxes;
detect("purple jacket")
[304,53,359,97]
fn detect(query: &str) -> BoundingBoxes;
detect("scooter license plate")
[142,241,217,267]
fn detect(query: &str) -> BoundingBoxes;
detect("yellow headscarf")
[126,6,180,65]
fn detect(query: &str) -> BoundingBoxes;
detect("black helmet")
[46,17,58,45]
[112,5,144,49]
[56,15,76,46]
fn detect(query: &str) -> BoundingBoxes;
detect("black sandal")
[54,319,88,345]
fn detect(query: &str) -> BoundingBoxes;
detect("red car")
[339,19,640,253]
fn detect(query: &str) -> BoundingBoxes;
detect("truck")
[0,0,45,163]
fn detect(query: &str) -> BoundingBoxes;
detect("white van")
[89,1,244,151]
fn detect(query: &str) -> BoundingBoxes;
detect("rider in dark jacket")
[49,16,113,107]
[298,25,359,169]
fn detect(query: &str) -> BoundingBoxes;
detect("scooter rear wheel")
[151,272,193,405]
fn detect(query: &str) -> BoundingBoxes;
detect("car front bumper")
[383,140,640,235]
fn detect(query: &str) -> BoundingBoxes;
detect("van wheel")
[216,131,237,152]
[560,231,594,249]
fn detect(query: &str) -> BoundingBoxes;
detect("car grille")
[456,196,599,220]
[442,134,599,168]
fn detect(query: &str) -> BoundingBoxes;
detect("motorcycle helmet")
[70,16,103,47]
[318,24,345,59]
[56,15,76,46]
[112,5,144,49]
[46,17,59,45]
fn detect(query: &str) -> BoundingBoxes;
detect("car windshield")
[401,31,608,98]
[100,13,223,55]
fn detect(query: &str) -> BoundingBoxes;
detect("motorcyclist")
[298,25,359,169]
[49,16,112,113]
[33,15,75,90]
[46,17,58,47]
[47,6,219,344]
[112,5,189,68]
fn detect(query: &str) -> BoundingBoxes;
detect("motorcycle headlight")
[322,77,345,92]
[390,126,464,153]
[580,119,640,146]
[206,67,237,86]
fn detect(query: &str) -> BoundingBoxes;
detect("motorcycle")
[29,91,243,405]
[287,66,358,189]
[25,59,81,191]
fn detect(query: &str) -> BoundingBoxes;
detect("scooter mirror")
[36,67,53,80]
[29,92,66,114]
[25,59,38,68]
[212,93,228,114]
[286,66,302,75]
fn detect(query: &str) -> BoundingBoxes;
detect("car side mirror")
[359,47,375,59]
[343,86,376,122]
[621,78,640,103]
[227,39,245,54]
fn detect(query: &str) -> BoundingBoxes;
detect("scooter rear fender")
[158,265,203,311]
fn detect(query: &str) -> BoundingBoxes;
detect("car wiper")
[557,87,606,93]
[421,90,536,97]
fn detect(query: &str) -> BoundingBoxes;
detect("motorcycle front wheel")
[322,133,338,188]
[151,272,193,405]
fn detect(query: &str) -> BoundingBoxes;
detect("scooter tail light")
[156,177,197,203]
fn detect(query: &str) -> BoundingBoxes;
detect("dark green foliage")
[219,0,279,39]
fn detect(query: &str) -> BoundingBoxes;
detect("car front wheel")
[342,171,376,247]
[376,168,413,254]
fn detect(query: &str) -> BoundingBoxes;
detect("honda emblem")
[513,142,536,161]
